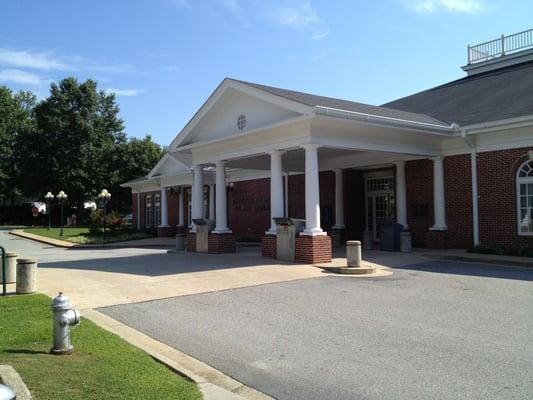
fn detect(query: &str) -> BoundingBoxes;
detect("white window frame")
[516,159,533,236]
[145,195,152,229]
[154,194,161,228]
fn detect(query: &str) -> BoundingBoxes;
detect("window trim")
[145,195,152,229]
[516,159,533,236]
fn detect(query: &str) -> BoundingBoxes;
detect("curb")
[420,252,533,269]
[9,230,173,250]
[83,309,273,400]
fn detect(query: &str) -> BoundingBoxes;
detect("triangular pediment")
[171,79,312,148]
[148,152,190,178]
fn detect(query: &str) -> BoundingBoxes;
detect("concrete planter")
[16,258,37,294]
[0,252,18,284]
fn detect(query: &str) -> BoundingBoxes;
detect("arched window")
[517,160,533,235]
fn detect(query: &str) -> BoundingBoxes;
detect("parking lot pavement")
[100,261,533,400]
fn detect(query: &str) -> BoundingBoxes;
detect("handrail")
[468,29,533,64]
[1,246,6,296]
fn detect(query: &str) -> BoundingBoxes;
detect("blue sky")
[1,0,531,145]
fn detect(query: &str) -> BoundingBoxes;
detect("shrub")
[89,209,124,234]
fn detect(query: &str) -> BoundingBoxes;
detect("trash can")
[273,218,306,262]
[379,222,402,251]
[16,258,37,294]
[175,234,185,251]
[0,252,18,284]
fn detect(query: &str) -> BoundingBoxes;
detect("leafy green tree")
[21,78,126,211]
[0,86,36,205]
[111,135,165,210]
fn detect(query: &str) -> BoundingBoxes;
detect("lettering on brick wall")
[232,198,270,214]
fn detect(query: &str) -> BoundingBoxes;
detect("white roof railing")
[468,29,533,64]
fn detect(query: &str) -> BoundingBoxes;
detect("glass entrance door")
[365,176,395,243]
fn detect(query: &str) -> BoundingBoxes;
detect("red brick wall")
[406,159,434,248]
[132,194,138,230]
[477,147,533,248]
[167,190,180,227]
[208,234,236,253]
[261,235,276,257]
[288,174,305,219]
[228,178,271,236]
[444,154,473,248]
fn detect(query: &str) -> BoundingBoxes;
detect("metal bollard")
[0,252,18,284]
[0,384,16,400]
[16,258,37,294]
[50,293,80,355]
[346,240,362,267]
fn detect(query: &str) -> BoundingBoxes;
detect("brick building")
[123,31,533,263]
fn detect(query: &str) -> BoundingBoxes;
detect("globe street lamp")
[98,189,111,241]
[56,191,68,237]
[44,192,54,230]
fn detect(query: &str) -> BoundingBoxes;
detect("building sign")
[232,198,270,214]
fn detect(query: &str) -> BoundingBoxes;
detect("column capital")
[393,160,406,167]
[267,149,285,156]
[301,143,321,152]
[214,160,226,168]
[431,156,444,163]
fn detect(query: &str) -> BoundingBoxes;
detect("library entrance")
[365,173,396,243]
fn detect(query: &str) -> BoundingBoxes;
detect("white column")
[214,160,231,233]
[284,172,289,218]
[136,192,141,230]
[332,169,345,229]
[267,150,285,234]
[394,161,408,230]
[430,156,448,231]
[208,184,215,219]
[302,144,325,236]
[160,187,169,227]
[177,187,184,227]
[191,165,204,230]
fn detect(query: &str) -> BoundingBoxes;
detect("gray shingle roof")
[121,176,149,186]
[231,79,448,126]
[382,60,533,126]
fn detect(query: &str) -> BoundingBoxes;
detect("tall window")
[155,194,161,227]
[517,160,533,235]
[145,195,152,228]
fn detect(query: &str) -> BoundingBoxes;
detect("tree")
[111,135,165,211]
[20,78,126,211]
[0,86,36,205]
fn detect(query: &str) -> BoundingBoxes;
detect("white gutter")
[459,114,533,135]
[314,105,456,134]
[461,130,480,246]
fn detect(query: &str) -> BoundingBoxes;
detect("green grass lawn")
[0,294,201,400]
[23,227,153,244]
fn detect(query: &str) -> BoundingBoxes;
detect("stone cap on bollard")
[17,258,37,264]
[5,252,18,258]
[346,240,361,246]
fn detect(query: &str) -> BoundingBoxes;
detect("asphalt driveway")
[100,261,533,400]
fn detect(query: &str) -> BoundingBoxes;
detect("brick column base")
[186,233,196,252]
[261,235,276,258]
[426,230,448,249]
[208,233,236,253]
[295,235,332,264]
[157,226,176,237]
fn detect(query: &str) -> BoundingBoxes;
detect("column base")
[212,229,232,234]
[295,234,332,264]
[208,233,236,253]
[261,235,277,258]
[157,226,176,237]
[330,228,345,248]
[426,230,448,249]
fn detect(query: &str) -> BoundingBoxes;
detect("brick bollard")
[1,252,18,284]
[16,258,37,294]
[346,240,362,267]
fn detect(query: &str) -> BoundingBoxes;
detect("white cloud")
[105,88,142,97]
[270,1,330,39]
[404,0,485,13]
[0,69,44,85]
[0,49,71,71]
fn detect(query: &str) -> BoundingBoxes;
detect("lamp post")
[56,191,67,236]
[98,189,111,241]
[45,192,54,230]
